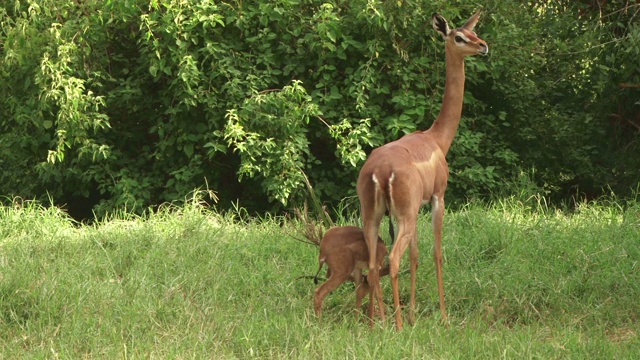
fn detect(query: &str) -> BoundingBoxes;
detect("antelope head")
[432,11,489,56]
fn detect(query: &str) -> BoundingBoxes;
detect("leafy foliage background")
[1,0,638,219]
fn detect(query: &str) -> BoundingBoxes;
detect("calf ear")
[432,13,450,39]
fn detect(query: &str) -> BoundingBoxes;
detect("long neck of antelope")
[428,48,465,155]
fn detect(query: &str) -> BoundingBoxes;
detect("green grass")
[0,197,639,358]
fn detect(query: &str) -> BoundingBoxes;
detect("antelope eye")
[454,35,465,43]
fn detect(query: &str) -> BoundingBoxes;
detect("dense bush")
[0,0,638,219]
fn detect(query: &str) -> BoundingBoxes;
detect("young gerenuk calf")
[313,226,389,320]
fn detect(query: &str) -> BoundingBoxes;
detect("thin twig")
[286,231,320,246]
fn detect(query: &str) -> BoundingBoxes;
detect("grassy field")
[0,196,639,358]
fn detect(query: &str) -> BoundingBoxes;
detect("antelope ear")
[432,13,450,39]
[462,10,481,31]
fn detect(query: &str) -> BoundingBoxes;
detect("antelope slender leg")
[360,185,387,327]
[363,222,384,326]
[389,223,415,331]
[408,233,419,325]
[432,195,448,323]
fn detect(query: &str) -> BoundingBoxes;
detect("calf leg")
[354,271,367,312]
[314,253,353,320]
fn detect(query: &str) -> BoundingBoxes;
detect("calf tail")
[313,258,325,285]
